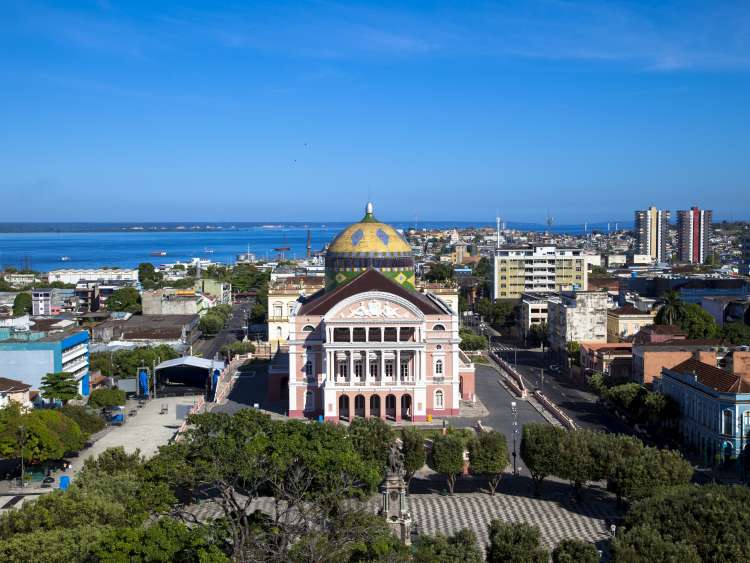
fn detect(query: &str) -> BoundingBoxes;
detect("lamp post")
[511,401,518,476]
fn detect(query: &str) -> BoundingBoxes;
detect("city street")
[453,364,545,475]
[193,302,249,361]
[492,343,632,435]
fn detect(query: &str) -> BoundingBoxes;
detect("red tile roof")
[298,269,445,316]
[670,357,750,393]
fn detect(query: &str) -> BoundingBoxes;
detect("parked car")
[549,364,560,373]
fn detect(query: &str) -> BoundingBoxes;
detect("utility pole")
[152,358,158,399]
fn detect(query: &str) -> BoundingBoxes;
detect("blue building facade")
[661,357,750,465]
[0,328,90,398]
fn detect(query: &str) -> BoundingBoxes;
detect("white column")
[380,350,385,383]
[396,349,401,382]
[349,351,354,386]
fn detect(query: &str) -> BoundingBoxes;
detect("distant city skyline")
[1,1,748,222]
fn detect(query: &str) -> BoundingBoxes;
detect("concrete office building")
[0,327,90,396]
[520,292,550,341]
[48,268,139,285]
[634,206,670,262]
[492,246,587,299]
[547,291,608,357]
[677,207,712,264]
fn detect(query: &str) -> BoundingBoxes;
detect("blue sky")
[1,1,748,223]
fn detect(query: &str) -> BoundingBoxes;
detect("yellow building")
[492,245,587,299]
[607,305,656,342]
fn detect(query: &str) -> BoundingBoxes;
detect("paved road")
[195,303,249,361]
[492,344,632,435]
[454,364,546,475]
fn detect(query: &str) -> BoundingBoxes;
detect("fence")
[533,390,578,430]
[489,352,528,398]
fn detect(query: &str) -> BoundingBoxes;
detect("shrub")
[89,388,126,409]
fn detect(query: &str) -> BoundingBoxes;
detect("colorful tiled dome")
[325,202,415,289]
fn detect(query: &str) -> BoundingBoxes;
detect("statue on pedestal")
[380,441,413,545]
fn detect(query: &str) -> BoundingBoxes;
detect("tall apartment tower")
[634,207,670,262]
[676,207,712,264]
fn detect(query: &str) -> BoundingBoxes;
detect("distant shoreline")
[0,220,633,234]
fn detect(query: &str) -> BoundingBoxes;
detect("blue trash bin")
[59,475,70,491]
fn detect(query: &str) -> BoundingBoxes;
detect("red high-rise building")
[677,207,712,264]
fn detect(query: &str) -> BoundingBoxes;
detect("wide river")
[0,221,613,271]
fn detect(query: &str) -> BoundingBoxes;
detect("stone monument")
[380,441,413,545]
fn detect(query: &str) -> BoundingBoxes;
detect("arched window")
[723,409,733,436]
[433,324,446,331]
[434,389,444,409]
[302,325,315,333]
[273,302,283,318]
[435,359,443,375]
[436,345,442,350]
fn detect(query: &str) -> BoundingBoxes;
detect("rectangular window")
[305,360,313,377]
[400,362,409,379]
[370,362,378,378]
[354,361,363,378]
[385,362,394,378]
[399,327,415,342]
[384,327,398,342]
[353,328,366,342]
[368,327,381,342]
[338,362,348,378]
[333,328,350,342]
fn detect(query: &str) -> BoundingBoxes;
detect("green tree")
[468,430,508,495]
[459,328,488,351]
[677,303,720,339]
[612,525,700,563]
[220,340,256,359]
[90,345,178,379]
[40,371,79,404]
[12,292,31,316]
[34,409,86,453]
[199,312,225,335]
[721,322,750,345]
[566,341,581,366]
[552,538,600,563]
[401,427,426,491]
[425,262,454,282]
[60,405,105,435]
[616,484,750,562]
[486,520,548,563]
[137,262,164,290]
[520,424,564,497]
[609,446,693,504]
[107,287,141,313]
[557,429,595,500]
[429,433,465,495]
[348,417,394,469]
[413,529,483,563]
[528,322,548,349]
[655,290,685,326]
[88,388,126,408]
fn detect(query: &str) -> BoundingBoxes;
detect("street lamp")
[511,401,519,476]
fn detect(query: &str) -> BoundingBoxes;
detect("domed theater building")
[275,202,475,422]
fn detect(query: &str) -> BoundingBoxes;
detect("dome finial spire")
[366,201,373,215]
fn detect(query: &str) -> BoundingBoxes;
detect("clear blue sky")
[1,1,748,223]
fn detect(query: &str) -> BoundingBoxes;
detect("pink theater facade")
[284,270,475,422]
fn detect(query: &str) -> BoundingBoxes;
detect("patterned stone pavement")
[186,481,618,551]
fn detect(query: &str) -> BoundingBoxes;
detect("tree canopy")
[12,293,31,316]
[40,372,79,404]
[468,430,508,495]
[106,287,141,313]
[429,433,466,495]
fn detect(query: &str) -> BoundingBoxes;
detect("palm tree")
[656,290,685,325]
